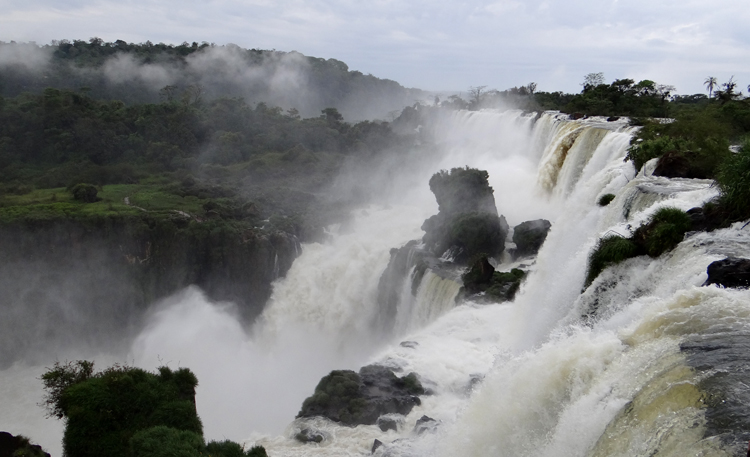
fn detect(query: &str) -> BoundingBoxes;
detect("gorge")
[2,107,749,457]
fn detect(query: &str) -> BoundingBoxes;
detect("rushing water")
[2,109,748,456]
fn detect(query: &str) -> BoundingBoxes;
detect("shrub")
[633,207,692,257]
[447,212,506,260]
[205,440,268,457]
[42,362,202,457]
[716,140,750,222]
[130,426,204,457]
[70,183,99,202]
[585,235,639,287]
[598,193,616,206]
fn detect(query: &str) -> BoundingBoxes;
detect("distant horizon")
[1,38,742,100]
[2,0,749,96]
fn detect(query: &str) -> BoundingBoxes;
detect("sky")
[2,0,750,95]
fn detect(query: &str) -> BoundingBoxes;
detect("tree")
[704,76,717,99]
[715,76,741,104]
[525,82,537,95]
[468,85,488,109]
[582,72,605,90]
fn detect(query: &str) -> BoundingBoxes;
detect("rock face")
[297,365,424,426]
[421,167,507,263]
[462,255,525,303]
[703,257,750,288]
[376,240,422,330]
[0,218,300,367]
[512,219,551,258]
[0,432,50,457]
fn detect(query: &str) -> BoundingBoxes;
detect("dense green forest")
[0,39,427,120]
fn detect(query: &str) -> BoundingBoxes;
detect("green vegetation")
[598,194,616,206]
[0,39,425,118]
[461,254,526,302]
[428,167,497,215]
[585,235,640,287]
[421,167,505,263]
[41,361,266,457]
[585,207,693,287]
[632,207,693,257]
[715,139,750,223]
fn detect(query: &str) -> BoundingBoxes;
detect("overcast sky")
[2,0,749,95]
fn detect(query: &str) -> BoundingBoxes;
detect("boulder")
[377,416,399,432]
[512,219,551,258]
[653,150,713,179]
[413,416,438,435]
[294,428,325,444]
[372,439,383,454]
[703,257,750,288]
[297,365,424,426]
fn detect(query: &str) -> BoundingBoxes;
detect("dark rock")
[570,112,585,120]
[0,432,50,457]
[377,416,399,432]
[462,255,495,295]
[421,168,507,263]
[462,255,526,303]
[399,341,419,349]
[653,150,712,179]
[607,116,620,122]
[428,167,498,217]
[512,219,551,258]
[376,241,421,330]
[297,365,424,426]
[413,415,438,435]
[703,257,750,288]
[372,439,383,454]
[294,428,325,444]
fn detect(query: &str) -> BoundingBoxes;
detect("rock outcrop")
[511,219,551,258]
[421,167,507,263]
[462,255,525,303]
[703,257,750,288]
[297,365,424,426]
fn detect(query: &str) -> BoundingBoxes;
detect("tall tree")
[704,76,717,98]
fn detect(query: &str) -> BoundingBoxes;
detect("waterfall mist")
[3,108,749,456]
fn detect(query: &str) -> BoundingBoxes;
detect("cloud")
[0,0,749,94]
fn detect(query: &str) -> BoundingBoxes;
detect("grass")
[0,183,214,223]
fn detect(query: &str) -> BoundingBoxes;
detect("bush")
[633,207,692,257]
[130,426,204,457]
[447,212,507,261]
[598,193,616,206]
[70,183,99,202]
[205,440,268,457]
[716,140,750,222]
[42,362,202,457]
[585,235,639,287]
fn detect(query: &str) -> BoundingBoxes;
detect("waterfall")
[2,108,748,457]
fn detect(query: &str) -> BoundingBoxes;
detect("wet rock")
[372,439,383,454]
[413,415,438,435]
[294,428,325,444]
[421,168,507,263]
[377,416,399,432]
[462,255,526,303]
[297,365,424,426]
[512,219,551,259]
[399,341,419,349]
[0,432,50,457]
[703,257,750,288]
[607,116,620,122]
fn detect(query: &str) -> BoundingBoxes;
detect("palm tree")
[704,76,717,98]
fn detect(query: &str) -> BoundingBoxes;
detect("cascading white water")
[3,108,747,457]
